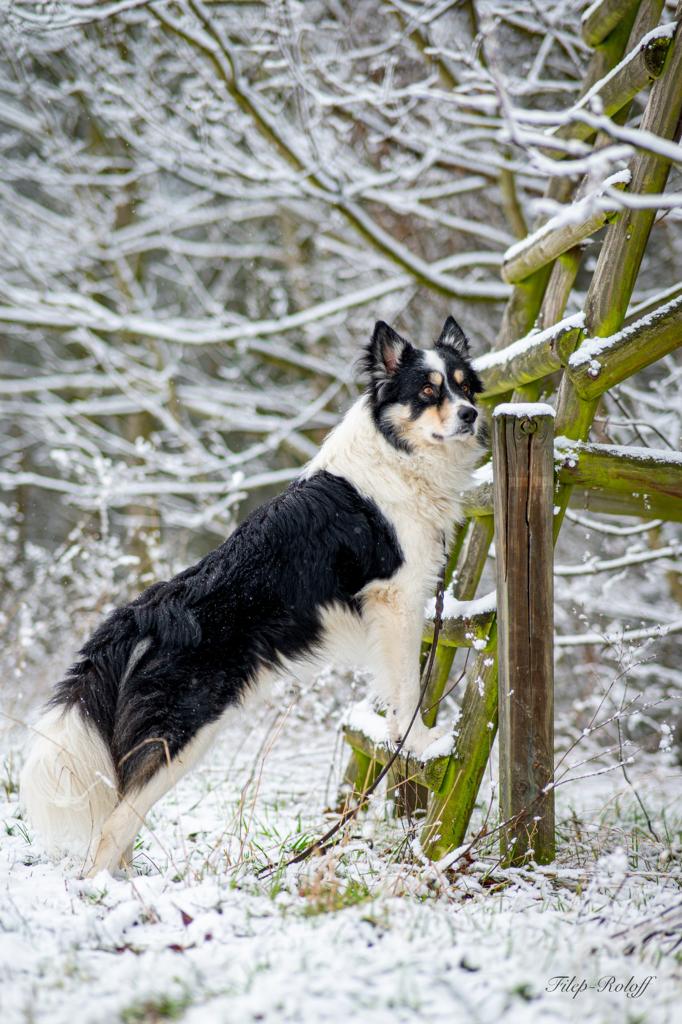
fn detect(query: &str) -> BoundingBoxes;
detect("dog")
[20,316,484,875]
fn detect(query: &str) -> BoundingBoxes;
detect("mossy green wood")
[567,294,682,399]
[548,30,671,148]
[422,1,682,862]
[582,12,682,343]
[495,7,639,347]
[339,0,682,864]
[554,2,682,470]
[464,442,682,521]
[501,182,628,285]
[421,516,495,729]
[422,609,496,650]
[553,11,682,539]
[582,0,641,48]
[556,442,682,521]
[338,747,383,810]
[477,324,583,397]
[398,516,496,815]
[538,247,583,329]
[342,726,451,793]
[341,520,472,806]
[573,488,682,523]
[622,280,682,326]
[420,624,499,860]
[473,284,681,403]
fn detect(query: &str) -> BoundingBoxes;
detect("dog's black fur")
[23,314,485,874]
[53,471,403,793]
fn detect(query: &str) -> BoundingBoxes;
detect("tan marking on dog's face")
[432,397,458,433]
[384,393,473,448]
[422,406,449,435]
[397,399,459,447]
[427,370,443,387]
[454,369,464,385]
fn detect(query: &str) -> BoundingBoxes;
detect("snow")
[569,291,682,368]
[2,686,680,1024]
[2,3,682,1022]
[554,543,679,577]
[418,731,457,760]
[473,313,585,373]
[571,24,677,113]
[501,170,631,265]
[580,0,602,24]
[556,616,682,647]
[343,700,455,761]
[626,282,682,322]
[555,436,682,466]
[344,697,391,746]
[426,589,497,620]
[493,402,556,418]
[472,461,493,485]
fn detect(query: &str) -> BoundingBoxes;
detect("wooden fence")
[341,0,682,866]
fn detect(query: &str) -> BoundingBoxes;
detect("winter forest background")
[1,2,681,1023]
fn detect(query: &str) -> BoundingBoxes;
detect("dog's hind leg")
[85,773,170,877]
[85,717,224,877]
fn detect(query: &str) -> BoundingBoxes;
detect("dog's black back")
[53,471,403,792]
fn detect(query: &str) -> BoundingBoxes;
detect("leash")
[257,553,448,879]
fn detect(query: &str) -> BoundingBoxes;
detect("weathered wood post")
[492,403,555,866]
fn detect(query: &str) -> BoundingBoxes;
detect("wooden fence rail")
[340,0,682,868]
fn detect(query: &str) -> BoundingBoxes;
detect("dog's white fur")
[305,395,479,750]
[21,394,479,875]
[20,705,118,866]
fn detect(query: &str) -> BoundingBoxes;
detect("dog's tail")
[20,702,119,859]
[20,596,155,857]
[20,581,197,858]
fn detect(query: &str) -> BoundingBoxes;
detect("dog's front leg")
[364,587,444,757]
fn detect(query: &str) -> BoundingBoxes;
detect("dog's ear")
[366,321,412,380]
[436,316,469,355]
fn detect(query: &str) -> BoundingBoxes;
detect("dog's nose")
[458,405,478,425]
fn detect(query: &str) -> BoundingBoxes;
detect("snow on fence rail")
[472,313,584,395]
[548,23,675,148]
[500,171,630,284]
[567,291,682,397]
[461,441,682,523]
[341,0,682,869]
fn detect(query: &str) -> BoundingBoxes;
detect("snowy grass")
[1,669,680,1024]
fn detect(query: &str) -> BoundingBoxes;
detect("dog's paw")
[393,719,448,759]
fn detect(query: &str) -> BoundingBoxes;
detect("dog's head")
[359,317,484,453]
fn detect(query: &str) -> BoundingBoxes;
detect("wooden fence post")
[493,403,555,866]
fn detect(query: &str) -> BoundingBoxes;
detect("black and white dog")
[21,317,483,875]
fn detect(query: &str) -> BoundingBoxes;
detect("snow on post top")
[492,402,556,418]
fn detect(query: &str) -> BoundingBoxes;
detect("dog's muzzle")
[454,404,478,435]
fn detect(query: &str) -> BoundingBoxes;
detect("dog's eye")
[421,385,435,399]
[459,382,470,396]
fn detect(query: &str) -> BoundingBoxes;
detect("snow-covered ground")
[1,669,680,1024]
